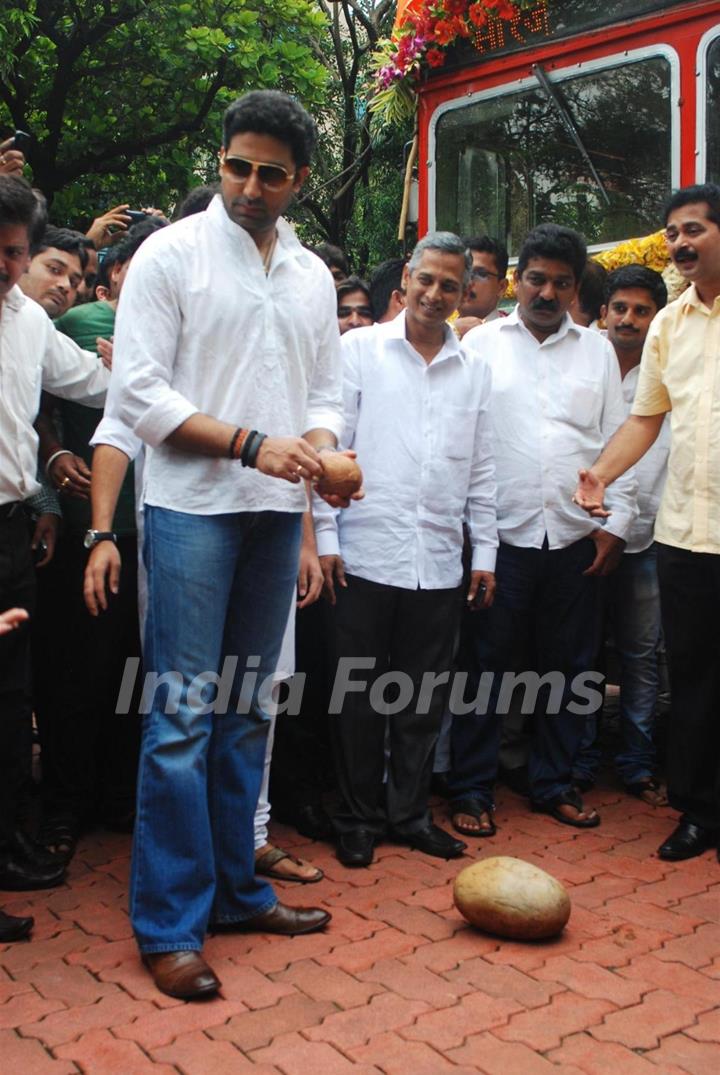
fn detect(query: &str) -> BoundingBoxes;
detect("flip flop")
[450,798,497,838]
[531,788,600,828]
[254,844,324,884]
[624,778,668,807]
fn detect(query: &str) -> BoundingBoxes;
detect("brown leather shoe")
[142,951,221,999]
[216,901,331,936]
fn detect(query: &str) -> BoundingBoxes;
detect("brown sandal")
[531,789,600,828]
[451,799,497,837]
[254,844,324,884]
[625,778,668,807]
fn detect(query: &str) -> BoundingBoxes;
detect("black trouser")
[269,598,335,814]
[449,538,603,809]
[331,574,461,836]
[656,542,720,830]
[0,505,36,844]
[33,533,142,824]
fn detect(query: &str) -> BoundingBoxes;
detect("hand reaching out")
[96,336,113,370]
[573,469,611,518]
[0,608,29,634]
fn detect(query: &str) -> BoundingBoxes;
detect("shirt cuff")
[133,398,199,448]
[631,402,671,417]
[304,410,344,441]
[315,528,341,558]
[601,514,633,542]
[471,545,497,573]
[90,416,143,459]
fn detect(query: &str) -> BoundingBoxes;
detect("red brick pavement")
[1,786,718,1074]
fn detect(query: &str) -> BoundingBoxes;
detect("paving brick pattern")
[1,785,718,1074]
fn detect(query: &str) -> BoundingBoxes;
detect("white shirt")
[106,195,344,515]
[313,312,497,590]
[0,285,108,505]
[621,364,669,554]
[463,308,637,548]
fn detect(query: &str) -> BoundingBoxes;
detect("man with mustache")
[453,235,508,340]
[575,183,720,863]
[573,265,669,805]
[18,225,87,319]
[449,223,637,836]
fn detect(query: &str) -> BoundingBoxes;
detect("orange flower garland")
[371,2,524,123]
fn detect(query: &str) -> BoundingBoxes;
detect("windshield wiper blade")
[532,62,611,207]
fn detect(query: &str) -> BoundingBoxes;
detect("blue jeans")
[575,545,661,786]
[130,507,302,953]
[449,538,602,808]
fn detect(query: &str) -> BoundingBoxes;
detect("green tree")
[0,0,328,222]
[291,0,412,269]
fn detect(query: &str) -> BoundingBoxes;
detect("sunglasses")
[221,155,294,192]
[338,304,373,319]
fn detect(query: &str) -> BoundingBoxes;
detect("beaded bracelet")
[229,427,249,460]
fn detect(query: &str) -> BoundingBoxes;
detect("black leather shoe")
[336,829,375,867]
[214,901,331,936]
[391,823,467,859]
[7,829,66,868]
[280,803,334,841]
[143,951,220,1000]
[0,908,34,942]
[0,855,66,891]
[658,821,717,861]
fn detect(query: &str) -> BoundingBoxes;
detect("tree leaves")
[0,0,328,217]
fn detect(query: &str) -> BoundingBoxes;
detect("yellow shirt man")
[575,184,720,863]
[632,284,720,552]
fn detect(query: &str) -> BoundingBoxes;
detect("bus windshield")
[434,54,673,254]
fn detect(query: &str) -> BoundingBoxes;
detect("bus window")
[706,36,720,184]
[435,54,673,254]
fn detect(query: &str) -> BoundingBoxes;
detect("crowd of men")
[0,91,718,1002]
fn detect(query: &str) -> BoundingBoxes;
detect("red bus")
[415,0,720,255]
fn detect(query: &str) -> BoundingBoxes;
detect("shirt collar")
[206,194,309,265]
[680,282,720,314]
[501,303,582,344]
[385,310,467,365]
[3,285,26,313]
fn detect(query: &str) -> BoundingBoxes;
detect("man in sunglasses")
[93,90,347,1000]
[454,235,509,340]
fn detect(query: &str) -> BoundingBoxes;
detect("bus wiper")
[532,63,611,206]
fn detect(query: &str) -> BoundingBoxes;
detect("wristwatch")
[83,529,117,550]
